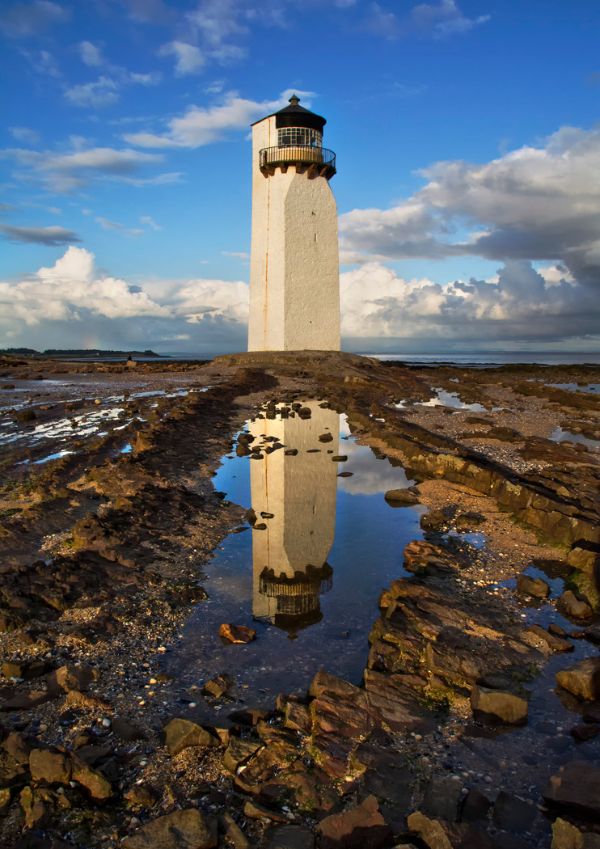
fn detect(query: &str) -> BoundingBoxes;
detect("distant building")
[248,96,340,351]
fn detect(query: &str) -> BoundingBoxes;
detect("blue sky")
[1,0,600,353]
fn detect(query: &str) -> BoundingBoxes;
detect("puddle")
[547,382,600,395]
[419,389,486,412]
[170,401,424,708]
[550,426,600,451]
[19,449,76,466]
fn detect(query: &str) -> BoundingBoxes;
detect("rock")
[420,508,453,532]
[556,658,600,701]
[544,761,600,818]
[70,755,112,799]
[218,623,256,644]
[567,546,600,575]
[265,825,315,849]
[202,674,232,699]
[552,817,600,848]
[570,723,600,742]
[319,432,333,443]
[461,788,492,822]
[283,701,311,734]
[524,624,573,653]
[384,489,419,506]
[47,664,96,695]
[298,407,312,419]
[407,811,453,849]
[220,812,250,849]
[517,574,550,599]
[0,786,10,814]
[558,591,593,621]
[111,717,146,741]
[163,718,218,755]
[124,783,158,810]
[421,775,463,822]
[222,736,262,773]
[284,449,298,456]
[332,455,347,462]
[0,688,52,711]
[492,791,536,832]
[243,799,288,822]
[316,795,391,849]
[122,808,218,849]
[470,685,528,725]
[29,749,71,785]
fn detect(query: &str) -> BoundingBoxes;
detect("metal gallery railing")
[259,145,336,174]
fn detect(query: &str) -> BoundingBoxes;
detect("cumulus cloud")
[0,247,169,330]
[8,126,40,145]
[340,125,600,289]
[340,261,600,346]
[125,88,315,149]
[0,224,80,246]
[0,247,249,353]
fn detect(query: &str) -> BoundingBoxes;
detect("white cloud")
[340,125,600,288]
[65,76,119,108]
[140,215,162,231]
[0,247,169,328]
[78,40,103,67]
[8,126,39,145]
[410,0,490,38]
[95,216,144,237]
[4,144,165,192]
[159,41,205,76]
[125,88,315,149]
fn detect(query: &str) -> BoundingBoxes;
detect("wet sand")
[1,352,599,848]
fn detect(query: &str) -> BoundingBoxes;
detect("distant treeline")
[0,348,162,358]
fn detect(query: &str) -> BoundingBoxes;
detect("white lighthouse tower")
[248,96,340,352]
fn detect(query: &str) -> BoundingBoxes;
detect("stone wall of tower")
[248,116,340,352]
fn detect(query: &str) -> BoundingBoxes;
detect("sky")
[1,0,600,355]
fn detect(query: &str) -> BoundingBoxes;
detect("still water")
[171,401,425,707]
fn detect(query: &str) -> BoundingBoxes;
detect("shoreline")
[1,352,599,848]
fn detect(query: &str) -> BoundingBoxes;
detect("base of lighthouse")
[248,167,340,352]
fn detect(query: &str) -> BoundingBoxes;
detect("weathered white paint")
[248,115,340,351]
[249,402,339,623]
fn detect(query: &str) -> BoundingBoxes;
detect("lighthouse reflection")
[248,401,339,636]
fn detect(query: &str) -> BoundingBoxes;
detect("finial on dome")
[288,94,300,106]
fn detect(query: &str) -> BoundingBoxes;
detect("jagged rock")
[384,489,419,506]
[407,811,453,849]
[243,799,288,822]
[111,717,146,741]
[556,658,600,701]
[284,701,311,734]
[222,736,262,773]
[218,623,256,644]
[421,775,463,822]
[461,788,492,822]
[202,674,231,699]
[219,812,250,849]
[29,749,71,785]
[316,795,390,849]
[552,817,600,848]
[47,664,96,695]
[544,762,600,818]
[122,808,217,848]
[70,754,112,799]
[470,685,528,725]
[558,591,593,621]
[517,574,550,599]
[567,546,600,575]
[163,718,218,755]
[124,783,158,810]
[524,625,573,653]
[2,731,30,764]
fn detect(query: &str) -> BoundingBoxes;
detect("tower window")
[278,127,322,148]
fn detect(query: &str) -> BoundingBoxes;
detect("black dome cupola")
[274,95,326,132]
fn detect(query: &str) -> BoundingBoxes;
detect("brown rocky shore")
[1,351,599,849]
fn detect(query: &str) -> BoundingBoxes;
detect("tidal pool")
[550,426,600,451]
[171,401,425,708]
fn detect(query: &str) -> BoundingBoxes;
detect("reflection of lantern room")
[259,95,336,180]
[258,562,333,634]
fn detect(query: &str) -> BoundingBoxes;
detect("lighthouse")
[248,96,340,352]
